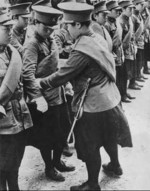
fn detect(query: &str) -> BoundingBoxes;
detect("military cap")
[106,0,122,11]
[133,0,145,5]
[33,0,51,6]
[119,0,135,8]
[9,2,31,17]
[0,9,15,25]
[32,5,62,28]
[93,0,110,14]
[58,2,94,23]
[61,0,86,2]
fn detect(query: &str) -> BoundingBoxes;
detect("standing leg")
[53,147,75,172]
[0,170,7,191]
[40,148,65,182]
[70,151,101,190]
[103,143,123,176]
[7,170,19,191]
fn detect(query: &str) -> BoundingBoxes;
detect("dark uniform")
[23,5,74,181]
[9,3,31,56]
[91,0,113,53]
[118,0,138,94]
[39,2,132,190]
[132,0,145,80]
[0,11,32,191]
[105,1,126,102]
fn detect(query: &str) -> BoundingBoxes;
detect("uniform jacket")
[10,26,26,56]
[40,31,121,112]
[119,14,136,60]
[91,21,113,52]
[0,45,32,134]
[105,16,124,66]
[132,10,144,49]
[23,32,63,106]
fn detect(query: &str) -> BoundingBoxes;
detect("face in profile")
[0,25,12,45]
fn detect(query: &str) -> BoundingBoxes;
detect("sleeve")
[40,51,88,89]
[22,42,43,101]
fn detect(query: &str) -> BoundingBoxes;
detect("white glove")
[34,96,48,113]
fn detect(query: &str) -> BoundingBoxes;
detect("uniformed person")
[23,5,75,182]
[118,0,137,98]
[132,0,146,82]
[105,1,131,102]
[91,0,113,52]
[0,9,32,191]
[9,2,31,56]
[37,2,133,190]
[142,0,150,74]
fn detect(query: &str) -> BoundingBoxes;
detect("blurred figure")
[0,9,32,191]
[9,2,31,56]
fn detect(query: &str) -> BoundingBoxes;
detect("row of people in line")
[1,0,148,190]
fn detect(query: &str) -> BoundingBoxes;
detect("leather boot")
[70,181,101,191]
[45,167,65,182]
[102,162,123,176]
[55,160,75,172]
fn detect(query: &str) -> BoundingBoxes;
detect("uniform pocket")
[0,102,17,129]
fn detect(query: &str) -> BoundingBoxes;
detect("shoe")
[128,84,141,90]
[45,168,65,182]
[63,145,73,157]
[143,70,150,75]
[135,78,145,82]
[140,75,148,80]
[126,93,136,100]
[70,181,101,191]
[55,161,75,172]
[102,163,123,176]
[134,82,143,88]
[121,96,131,103]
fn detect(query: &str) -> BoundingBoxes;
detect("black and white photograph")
[0,0,150,190]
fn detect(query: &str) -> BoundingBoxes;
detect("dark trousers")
[116,64,127,97]
[26,103,71,169]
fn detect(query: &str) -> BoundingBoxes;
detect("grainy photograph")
[0,0,150,190]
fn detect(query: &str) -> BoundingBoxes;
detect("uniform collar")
[121,14,130,21]
[107,16,116,23]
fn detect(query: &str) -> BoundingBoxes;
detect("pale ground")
[19,74,150,190]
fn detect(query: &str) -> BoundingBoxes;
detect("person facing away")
[0,8,32,191]
[37,1,133,190]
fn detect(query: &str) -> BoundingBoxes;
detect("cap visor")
[22,13,32,18]
[50,25,59,30]
[115,6,122,10]
[3,20,16,26]
[103,10,110,14]
[62,19,74,24]
[128,4,135,8]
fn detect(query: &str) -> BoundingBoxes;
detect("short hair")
[70,20,91,27]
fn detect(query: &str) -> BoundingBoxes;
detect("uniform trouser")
[136,49,144,78]
[116,63,127,97]
[27,103,71,170]
[144,42,150,71]
[0,132,26,191]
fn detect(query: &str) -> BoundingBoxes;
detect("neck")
[78,27,92,38]
[14,23,24,32]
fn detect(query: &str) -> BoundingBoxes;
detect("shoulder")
[24,36,39,52]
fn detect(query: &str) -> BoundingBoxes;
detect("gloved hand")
[33,96,48,113]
